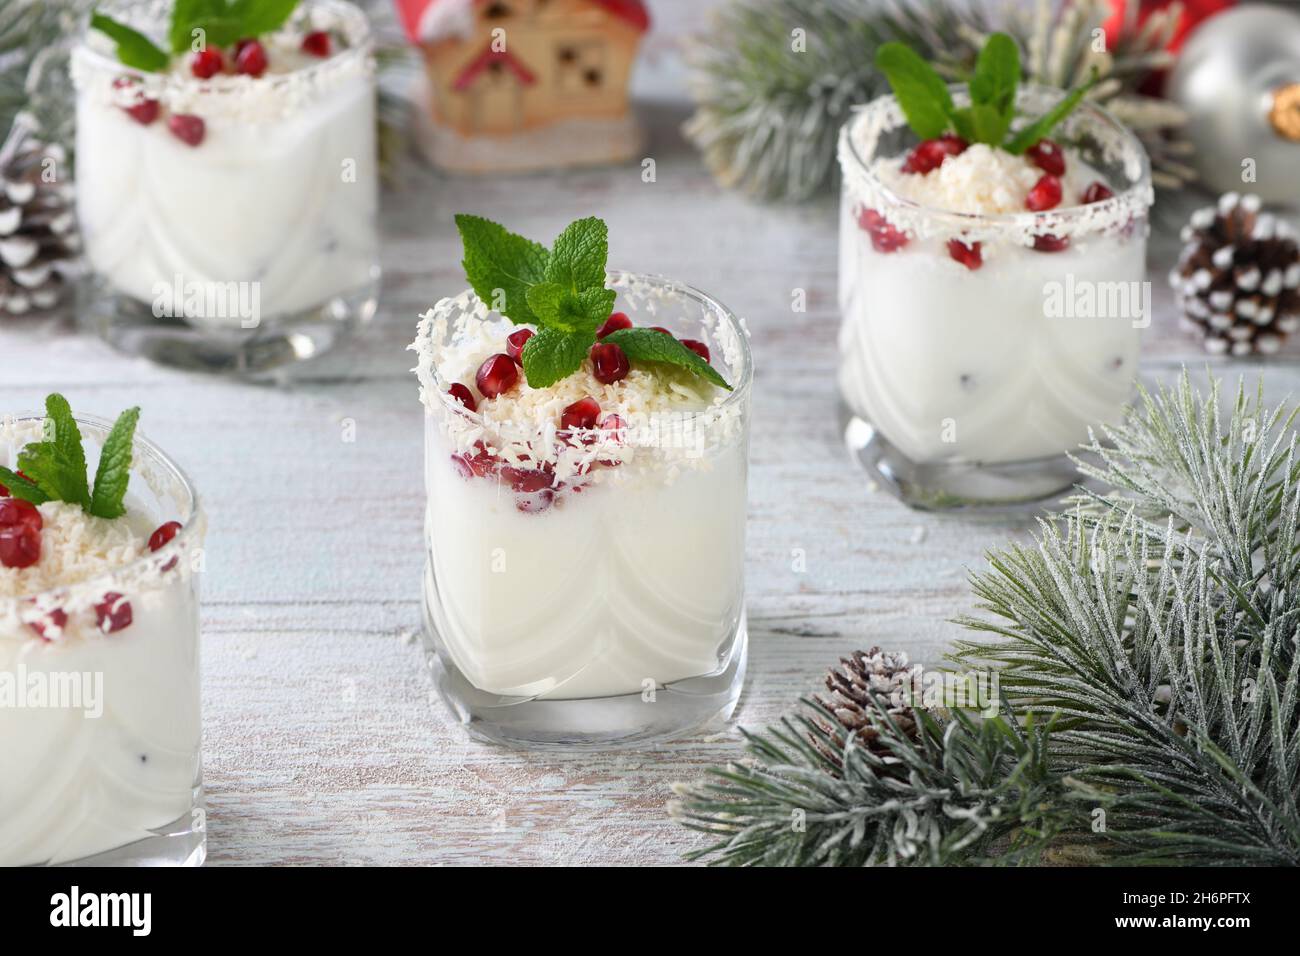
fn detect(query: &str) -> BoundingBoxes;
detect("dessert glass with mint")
[837,36,1154,509]
[0,397,205,866]
[72,0,379,376]
[412,216,752,749]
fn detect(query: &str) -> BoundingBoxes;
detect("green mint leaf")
[544,217,608,293]
[1004,70,1100,154]
[525,283,585,333]
[603,329,732,391]
[965,33,1019,145]
[91,11,170,72]
[169,0,243,52]
[965,102,1012,146]
[16,394,91,511]
[89,406,140,519]
[578,287,617,329]
[455,214,549,326]
[520,327,595,389]
[228,0,301,38]
[0,466,49,505]
[874,42,953,140]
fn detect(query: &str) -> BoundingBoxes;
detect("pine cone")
[1170,192,1300,357]
[0,116,78,317]
[813,647,921,761]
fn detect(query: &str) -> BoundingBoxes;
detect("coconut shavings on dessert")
[0,501,147,599]
[870,142,1105,216]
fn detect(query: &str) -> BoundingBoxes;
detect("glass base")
[51,785,205,867]
[78,272,379,378]
[421,565,747,750]
[840,404,1082,511]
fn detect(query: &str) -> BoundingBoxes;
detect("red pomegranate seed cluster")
[869,137,1118,264]
[0,496,42,569]
[444,312,718,512]
[902,134,967,174]
[1026,139,1065,176]
[118,32,335,148]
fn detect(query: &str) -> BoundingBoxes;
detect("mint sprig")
[2,395,141,520]
[874,33,1097,152]
[90,12,169,73]
[455,215,731,391]
[93,0,301,69]
[603,329,732,391]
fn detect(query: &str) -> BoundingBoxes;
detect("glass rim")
[1,412,203,608]
[72,0,373,89]
[421,269,755,429]
[839,82,1154,228]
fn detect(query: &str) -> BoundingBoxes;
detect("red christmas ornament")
[1103,0,1236,53]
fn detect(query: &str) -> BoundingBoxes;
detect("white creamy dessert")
[838,127,1148,467]
[0,413,203,866]
[413,283,750,702]
[72,0,378,329]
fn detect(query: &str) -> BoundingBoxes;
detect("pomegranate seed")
[149,520,183,552]
[1025,174,1063,212]
[0,524,40,569]
[1025,139,1066,176]
[28,608,67,641]
[0,482,7,496]
[1082,181,1114,204]
[505,328,534,364]
[946,239,983,271]
[125,99,160,125]
[596,312,633,339]
[856,207,909,253]
[236,39,268,77]
[233,38,254,56]
[902,133,967,174]
[450,441,500,480]
[302,31,332,57]
[475,353,518,397]
[447,383,477,411]
[0,497,42,531]
[649,327,671,335]
[560,397,601,430]
[501,465,555,493]
[681,339,710,362]
[168,114,206,147]
[191,48,224,78]
[94,593,133,634]
[1033,233,1071,253]
[590,342,630,384]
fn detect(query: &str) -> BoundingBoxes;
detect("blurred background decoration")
[395,0,650,174]
[683,0,1229,203]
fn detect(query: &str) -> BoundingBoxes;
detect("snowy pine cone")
[1170,192,1300,357]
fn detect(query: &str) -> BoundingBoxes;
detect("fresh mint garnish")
[93,0,301,69]
[603,328,732,391]
[1,395,141,520]
[89,406,141,519]
[873,43,954,140]
[520,328,594,389]
[874,33,1097,152]
[90,12,170,73]
[454,214,731,391]
[455,214,550,326]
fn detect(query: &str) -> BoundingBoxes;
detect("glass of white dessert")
[72,0,379,376]
[412,273,753,748]
[837,85,1154,508]
[0,406,205,866]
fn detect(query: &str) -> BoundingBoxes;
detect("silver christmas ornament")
[1167,5,1300,206]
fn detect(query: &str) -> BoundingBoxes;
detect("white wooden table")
[3,0,1296,865]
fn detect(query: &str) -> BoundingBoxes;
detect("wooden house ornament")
[396,0,650,173]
